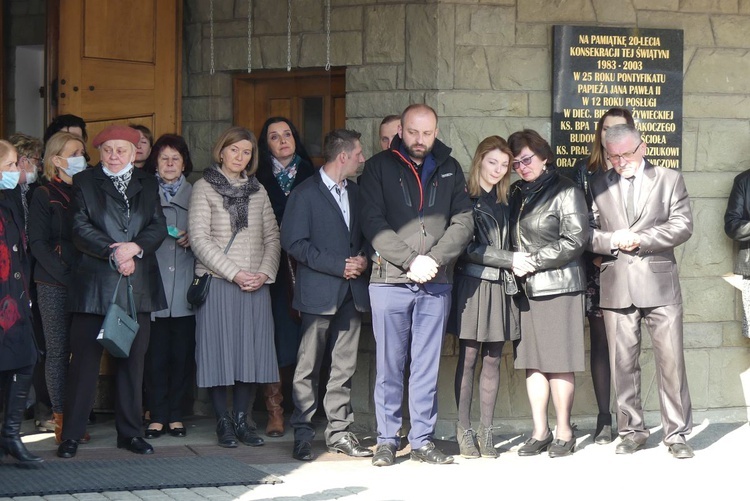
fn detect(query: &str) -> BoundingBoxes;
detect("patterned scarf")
[157,174,185,202]
[102,164,133,219]
[203,164,260,234]
[272,154,301,196]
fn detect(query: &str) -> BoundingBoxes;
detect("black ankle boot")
[0,373,43,462]
[233,411,264,447]
[216,412,238,448]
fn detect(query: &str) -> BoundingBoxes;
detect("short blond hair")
[43,132,85,181]
[0,140,17,165]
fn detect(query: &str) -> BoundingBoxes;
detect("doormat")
[0,456,281,497]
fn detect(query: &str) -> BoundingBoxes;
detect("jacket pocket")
[648,261,673,273]
[427,178,438,208]
[399,176,413,207]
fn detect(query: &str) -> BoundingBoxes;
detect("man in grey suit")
[281,129,372,461]
[589,123,694,459]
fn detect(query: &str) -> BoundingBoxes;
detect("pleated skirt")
[450,276,520,343]
[514,292,585,373]
[195,279,279,387]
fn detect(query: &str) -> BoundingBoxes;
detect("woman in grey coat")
[143,135,196,439]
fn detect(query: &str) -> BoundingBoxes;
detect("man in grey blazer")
[280,129,372,461]
[589,123,694,459]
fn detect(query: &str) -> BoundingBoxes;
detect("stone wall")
[2,0,46,135]
[183,0,750,435]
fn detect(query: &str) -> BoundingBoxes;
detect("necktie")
[626,177,636,225]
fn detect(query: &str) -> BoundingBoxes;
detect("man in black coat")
[281,129,371,462]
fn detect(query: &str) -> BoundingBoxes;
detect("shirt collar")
[320,168,347,193]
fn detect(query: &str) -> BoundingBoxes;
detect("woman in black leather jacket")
[57,125,167,459]
[508,129,588,458]
[724,169,750,338]
[450,136,520,459]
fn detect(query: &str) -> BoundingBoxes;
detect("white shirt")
[320,169,350,230]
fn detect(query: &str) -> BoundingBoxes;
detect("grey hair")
[604,123,641,146]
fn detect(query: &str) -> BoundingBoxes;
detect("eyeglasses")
[605,141,642,164]
[511,154,536,170]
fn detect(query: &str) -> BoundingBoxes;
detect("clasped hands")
[233,270,269,292]
[512,252,536,277]
[344,255,368,280]
[612,229,640,252]
[110,242,142,276]
[407,255,438,283]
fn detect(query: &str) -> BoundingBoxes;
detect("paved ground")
[1,413,748,500]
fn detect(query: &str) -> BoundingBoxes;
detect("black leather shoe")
[410,441,454,464]
[328,433,373,457]
[668,442,694,459]
[144,426,164,439]
[548,436,576,458]
[233,412,264,447]
[216,412,238,448]
[292,440,314,461]
[594,413,612,445]
[57,439,78,458]
[615,437,644,454]
[117,437,154,455]
[518,430,553,456]
[372,443,396,467]
[168,426,187,437]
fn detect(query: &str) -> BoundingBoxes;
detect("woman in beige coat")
[189,126,280,449]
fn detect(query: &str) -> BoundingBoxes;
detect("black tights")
[588,314,611,415]
[454,340,504,428]
[208,382,257,419]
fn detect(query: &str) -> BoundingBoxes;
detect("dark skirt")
[449,275,520,343]
[195,279,279,387]
[514,292,585,373]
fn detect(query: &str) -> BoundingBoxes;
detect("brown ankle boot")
[54,412,64,444]
[264,382,285,437]
[54,412,91,445]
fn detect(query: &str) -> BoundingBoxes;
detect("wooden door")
[233,68,346,167]
[54,0,182,165]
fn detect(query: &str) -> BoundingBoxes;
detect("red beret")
[92,125,141,148]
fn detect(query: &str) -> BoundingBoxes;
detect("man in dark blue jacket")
[359,104,473,466]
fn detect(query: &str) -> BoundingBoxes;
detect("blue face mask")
[63,156,87,177]
[0,171,21,190]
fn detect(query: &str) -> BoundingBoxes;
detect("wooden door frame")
[44,0,183,132]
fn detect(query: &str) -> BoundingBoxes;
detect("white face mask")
[102,162,134,178]
[63,155,87,177]
[23,169,38,185]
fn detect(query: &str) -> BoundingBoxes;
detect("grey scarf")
[202,164,260,234]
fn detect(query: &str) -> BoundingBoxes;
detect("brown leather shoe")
[264,382,285,437]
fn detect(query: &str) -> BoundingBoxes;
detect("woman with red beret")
[56,125,168,458]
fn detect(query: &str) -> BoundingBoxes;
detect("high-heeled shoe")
[548,435,576,458]
[517,430,553,456]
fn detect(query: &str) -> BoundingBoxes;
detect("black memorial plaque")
[552,26,683,171]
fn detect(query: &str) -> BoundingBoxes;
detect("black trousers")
[145,316,196,424]
[62,312,151,441]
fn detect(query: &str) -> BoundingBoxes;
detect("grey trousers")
[603,303,693,446]
[290,293,361,445]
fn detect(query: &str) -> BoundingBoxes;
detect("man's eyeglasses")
[605,141,642,164]
[512,154,536,170]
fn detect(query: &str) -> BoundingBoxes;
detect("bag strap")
[223,232,237,254]
[125,276,137,319]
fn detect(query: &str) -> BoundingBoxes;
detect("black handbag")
[97,274,139,358]
[187,232,237,308]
